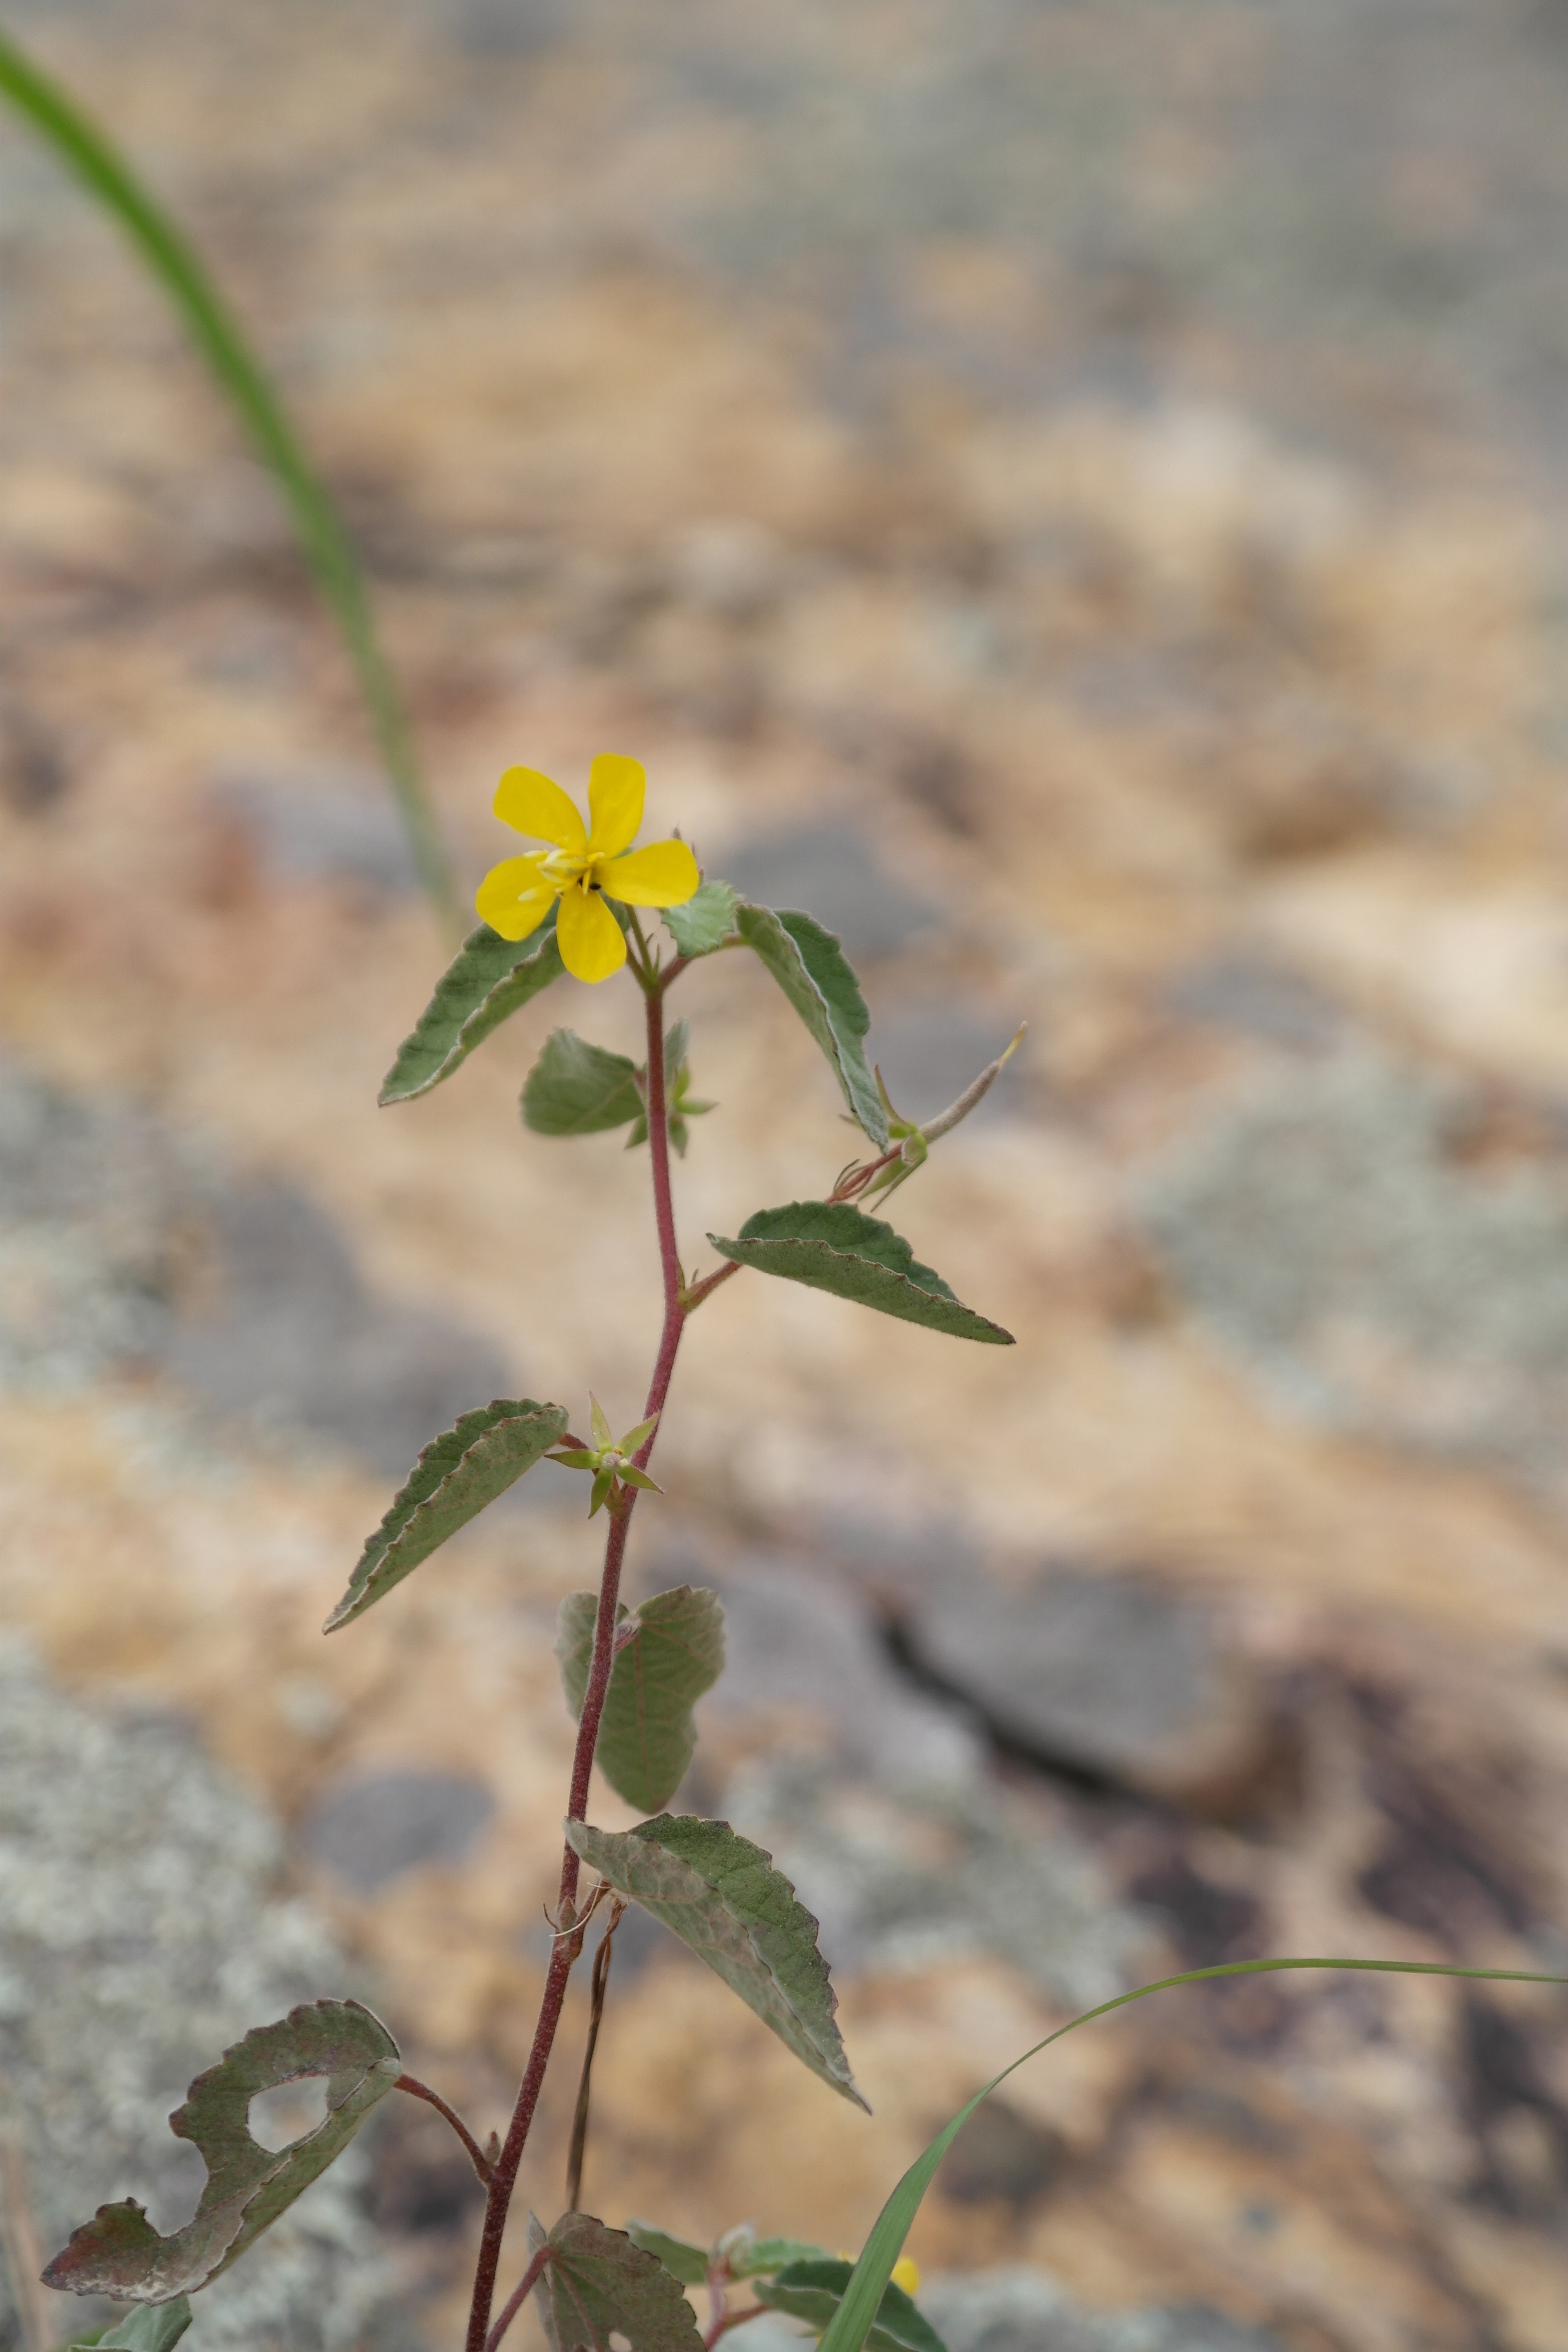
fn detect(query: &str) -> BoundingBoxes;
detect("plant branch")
[565,1902,624,2212]
[464,978,690,2352]
[393,2073,494,2184]
[705,2306,770,2349]
[0,2125,50,2352]
[679,1258,741,1313]
[483,2242,553,2352]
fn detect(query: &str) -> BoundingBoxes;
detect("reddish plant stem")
[483,2243,552,2352]
[680,1258,741,1313]
[393,2074,493,2184]
[465,975,687,2352]
[705,2306,770,2349]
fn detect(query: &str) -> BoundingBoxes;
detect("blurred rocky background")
[4,3,1568,2349]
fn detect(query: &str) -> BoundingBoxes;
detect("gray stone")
[1133,1051,1568,1490]
[723,823,940,964]
[869,1000,1025,1131]
[897,1571,1271,1813]
[697,1557,1137,2006]
[921,2268,1286,2352]
[156,1178,515,1479]
[0,1058,512,1476]
[301,1770,496,1894]
[208,769,420,895]
[0,1643,395,2352]
[1161,952,1340,1055]
[710,1552,983,1793]
[722,1755,1137,2011]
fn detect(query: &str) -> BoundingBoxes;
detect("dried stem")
[0,2127,51,2352]
[483,2242,553,2352]
[392,2073,493,2185]
[464,975,689,2352]
[705,2305,771,2349]
[565,1902,624,2213]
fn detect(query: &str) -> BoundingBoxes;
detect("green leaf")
[815,1956,1568,2352]
[380,920,563,1104]
[663,880,738,959]
[758,2262,945,2352]
[709,1202,1013,1345]
[730,2239,835,2280]
[326,1400,568,1631]
[69,2300,194,2352]
[0,33,461,938]
[43,2002,399,2304]
[734,905,887,1147]
[557,1588,726,1812]
[526,2213,704,2352]
[564,1815,865,2109]
[624,2224,710,2289]
[523,1030,643,1136]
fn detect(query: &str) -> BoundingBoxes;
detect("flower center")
[536,847,590,888]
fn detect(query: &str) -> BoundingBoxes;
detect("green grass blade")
[0,27,463,938]
[818,1954,1568,2352]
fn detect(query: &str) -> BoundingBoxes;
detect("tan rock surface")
[5,6,1568,2349]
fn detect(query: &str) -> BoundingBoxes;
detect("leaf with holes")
[663,879,738,959]
[67,2299,194,2352]
[757,2263,946,2352]
[43,2003,399,2303]
[326,1400,568,1630]
[557,1587,726,1813]
[523,1030,644,1136]
[709,1202,1012,1345]
[565,1815,864,2107]
[380,919,563,1104]
[527,2213,704,2352]
[624,2224,710,2289]
[734,904,886,1147]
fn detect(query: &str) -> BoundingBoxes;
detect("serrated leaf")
[624,2223,710,2289]
[663,880,738,959]
[69,2299,194,2352]
[380,919,563,1104]
[527,2213,704,2352]
[734,905,887,1148]
[757,2263,946,2352]
[730,2239,835,2280]
[708,1202,1013,1345]
[326,1400,568,1631]
[43,2003,399,2304]
[557,1588,726,1812]
[565,1815,864,2109]
[524,1029,642,1136]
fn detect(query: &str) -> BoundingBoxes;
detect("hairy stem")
[465,980,686,2352]
[393,2074,493,2184]
[483,2242,553,2352]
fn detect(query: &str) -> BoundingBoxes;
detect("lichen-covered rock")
[0,1643,398,2352]
[1135,1052,1568,1491]
[921,2266,1287,2352]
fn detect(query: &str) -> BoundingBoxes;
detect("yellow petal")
[586,753,646,858]
[475,856,556,941]
[599,838,701,908]
[557,883,627,982]
[890,2260,920,2297]
[494,765,588,853]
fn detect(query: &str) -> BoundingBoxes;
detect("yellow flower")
[475,754,700,983]
[890,2260,920,2297]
